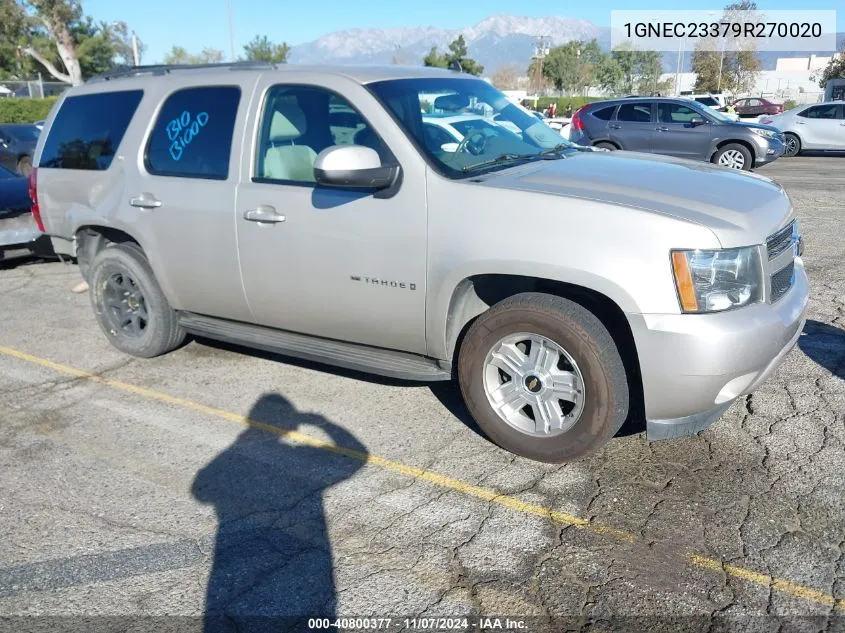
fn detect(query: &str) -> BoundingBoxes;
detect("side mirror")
[690,118,707,127]
[313,145,398,189]
[440,142,459,153]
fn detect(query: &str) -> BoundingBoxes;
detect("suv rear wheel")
[88,243,185,358]
[457,293,629,463]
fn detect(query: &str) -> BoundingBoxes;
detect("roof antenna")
[448,60,463,73]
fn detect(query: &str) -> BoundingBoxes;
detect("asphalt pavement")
[0,155,843,633]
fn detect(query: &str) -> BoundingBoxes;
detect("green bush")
[0,97,59,123]
[782,99,797,111]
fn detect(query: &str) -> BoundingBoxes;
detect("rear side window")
[616,103,652,123]
[798,105,839,119]
[145,86,241,180]
[592,106,616,120]
[38,90,143,170]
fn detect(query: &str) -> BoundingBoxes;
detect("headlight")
[671,247,763,313]
[750,128,777,140]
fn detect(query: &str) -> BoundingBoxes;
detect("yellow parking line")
[0,344,841,610]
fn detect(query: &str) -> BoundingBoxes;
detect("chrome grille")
[766,221,794,260]
[771,261,795,303]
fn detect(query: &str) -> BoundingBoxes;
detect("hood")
[723,120,781,133]
[477,150,793,247]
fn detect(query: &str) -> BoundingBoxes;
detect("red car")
[731,97,784,118]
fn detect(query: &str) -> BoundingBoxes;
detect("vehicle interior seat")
[262,102,318,182]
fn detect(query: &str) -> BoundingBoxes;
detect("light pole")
[226,0,236,62]
[131,32,139,66]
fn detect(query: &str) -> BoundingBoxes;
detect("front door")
[795,103,845,150]
[235,79,428,355]
[653,102,714,159]
[609,102,654,152]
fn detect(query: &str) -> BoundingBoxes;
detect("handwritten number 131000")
[166,110,209,161]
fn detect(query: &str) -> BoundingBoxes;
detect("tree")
[242,35,289,64]
[2,0,83,84]
[163,46,224,65]
[0,1,142,83]
[422,46,447,69]
[541,39,605,95]
[691,0,760,94]
[818,45,844,87]
[490,64,520,90]
[595,45,670,96]
[422,35,483,76]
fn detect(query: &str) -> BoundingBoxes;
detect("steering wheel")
[455,130,488,156]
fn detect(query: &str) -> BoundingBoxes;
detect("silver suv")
[30,62,808,463]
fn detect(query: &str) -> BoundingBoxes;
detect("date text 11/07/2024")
[307,617,530,630]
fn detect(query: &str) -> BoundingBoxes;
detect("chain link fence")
[0,79,69,99]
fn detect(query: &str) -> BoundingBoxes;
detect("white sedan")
[760,102,845,157]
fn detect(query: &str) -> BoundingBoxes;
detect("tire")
[17,155,32,177]
[783,133,801,158]
[594,141,617,151]
[457,292,629,463]
[88,242,185,358]
[712,143,752,171]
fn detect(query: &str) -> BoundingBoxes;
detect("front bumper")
[752,135,785,165]
[628,260,809,439]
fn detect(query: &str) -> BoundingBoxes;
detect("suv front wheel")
[457,293,629,463]
[712,143,752,171]
[88,242,186,358]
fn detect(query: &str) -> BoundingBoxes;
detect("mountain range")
[287,14,843,75]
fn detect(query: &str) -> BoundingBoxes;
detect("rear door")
[794,104,845,149]
[119,78,258,322]
[609,102,654,152]
[653,102,713,160]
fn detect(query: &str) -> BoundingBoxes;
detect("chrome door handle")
[129,193,161,209]
[795,120,806,124]
[244,205,285,223]
[656,126,670,131]
[609,124,622,129]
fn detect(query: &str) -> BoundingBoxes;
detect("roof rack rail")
[87,61,276,83]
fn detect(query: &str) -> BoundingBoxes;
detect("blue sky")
[82,0,844,64]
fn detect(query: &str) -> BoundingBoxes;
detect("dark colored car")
[0,164,51,262]
[569,97,785,171]
[0,123,40,176]
[732,97,784,118]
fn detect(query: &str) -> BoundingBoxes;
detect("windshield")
[367,77,576,177]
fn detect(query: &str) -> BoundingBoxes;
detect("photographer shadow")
[191,393,368,632]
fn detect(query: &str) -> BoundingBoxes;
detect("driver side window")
[253,86,387,185]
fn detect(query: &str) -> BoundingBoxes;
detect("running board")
[178,312,452,382]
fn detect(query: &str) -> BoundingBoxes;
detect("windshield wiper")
[461,151,562,173]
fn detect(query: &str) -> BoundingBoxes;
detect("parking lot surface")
[0,156,843,632]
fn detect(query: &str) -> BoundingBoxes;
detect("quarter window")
[38,90,143,170]
[592,106,616,120]
[145,86,241,180]
[254,85,386,184]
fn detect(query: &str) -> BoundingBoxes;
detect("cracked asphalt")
[0,156,843,633]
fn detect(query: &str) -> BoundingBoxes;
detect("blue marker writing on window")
[167,110,209,161]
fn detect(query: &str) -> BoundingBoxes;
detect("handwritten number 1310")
[166,110,209,161]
